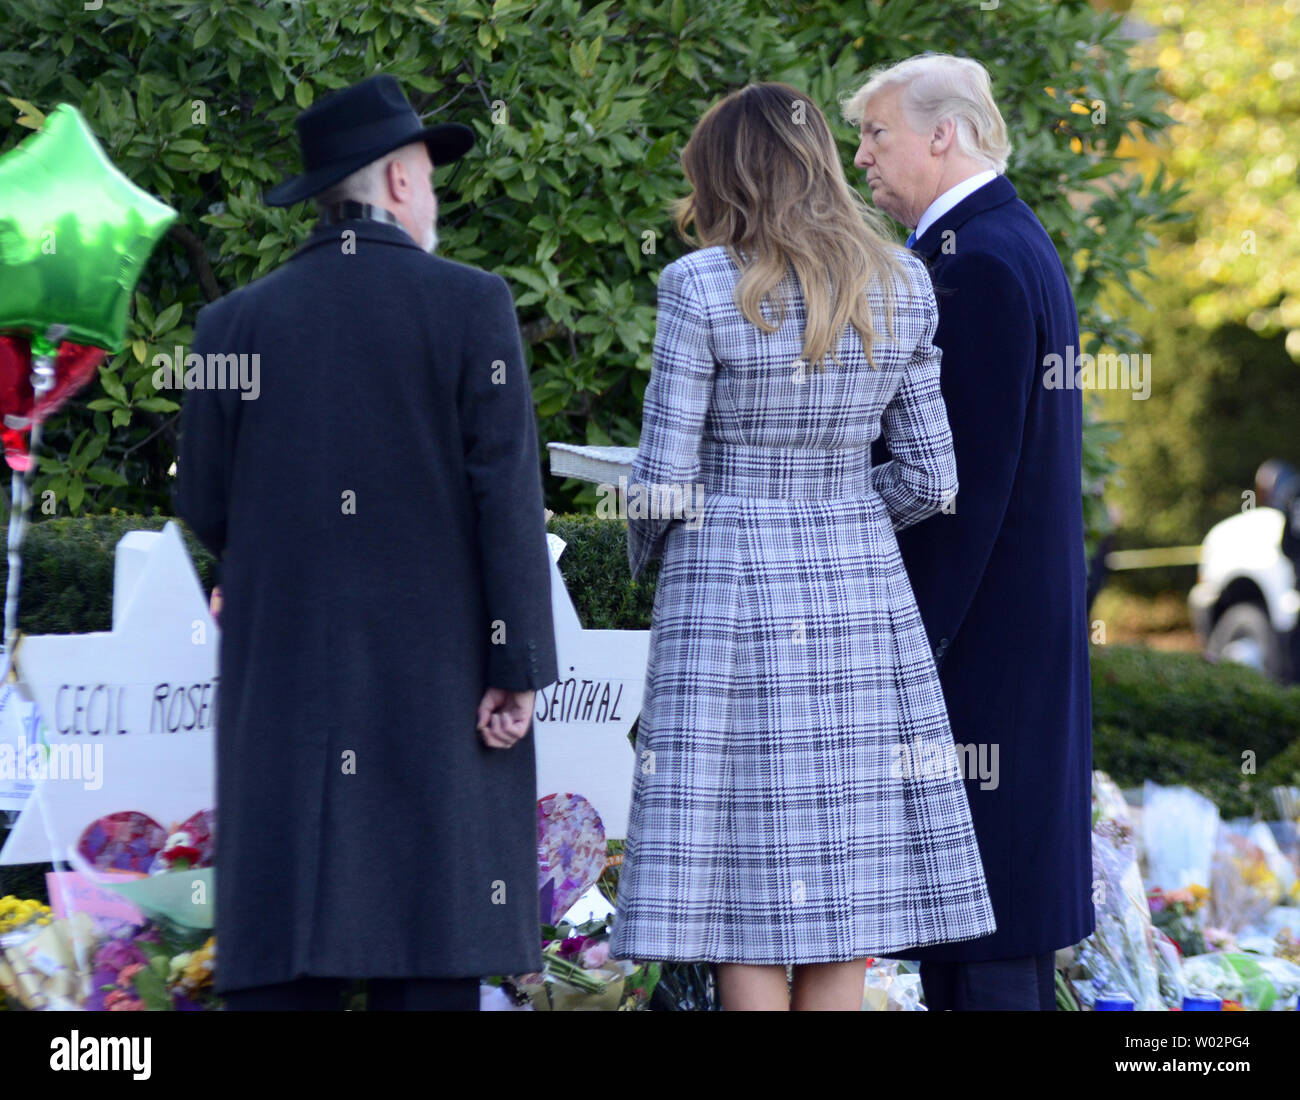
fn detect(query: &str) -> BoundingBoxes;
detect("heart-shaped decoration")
[77,810,167,873]
[537,792,607,925]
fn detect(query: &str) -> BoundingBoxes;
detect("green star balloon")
[0,104,177,351]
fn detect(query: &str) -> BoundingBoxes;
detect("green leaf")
[132,961,173,1011]
[153,302,183,336]
[85,465,129,488]
[136,397,181,413]
[243,5,281,36]
[670,0,687,34]
[134,291,155,330]
[99,366,127,404]
[193,17,218,49]
[294,80,313,109]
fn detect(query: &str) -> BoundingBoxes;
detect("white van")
[1189,461,1300,682]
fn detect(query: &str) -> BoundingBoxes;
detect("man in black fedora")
[176,73,559,1011]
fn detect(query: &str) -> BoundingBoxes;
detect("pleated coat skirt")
[610,246,997,964]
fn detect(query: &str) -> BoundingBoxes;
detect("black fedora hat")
[263,73,474,207]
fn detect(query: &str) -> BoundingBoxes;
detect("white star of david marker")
[0,521,216,866]
[532,534,649,839]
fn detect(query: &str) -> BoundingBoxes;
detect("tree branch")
[520,317,568,344]
[168,223,223,303]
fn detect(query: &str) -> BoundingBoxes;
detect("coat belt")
[697,438,873,500]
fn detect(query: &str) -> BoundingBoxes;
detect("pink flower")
[94,936,145,972]
[580,942,610,969]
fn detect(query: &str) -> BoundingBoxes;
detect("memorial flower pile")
[1062,774,1300,1011]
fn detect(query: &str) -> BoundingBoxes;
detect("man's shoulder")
[948,191,1058,262]
[419,251,509,293]
[198,246,508,326]
[933,208,1057,294]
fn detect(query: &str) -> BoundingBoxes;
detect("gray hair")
[841,53,1011,174]
[312,141,426,212]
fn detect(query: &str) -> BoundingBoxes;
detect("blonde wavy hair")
[673,82,913,370]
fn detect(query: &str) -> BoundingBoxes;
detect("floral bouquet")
[0,898,100,1010]
[86,921,217,1011]
[1075,830,1172,1009]
[507,913,658,1011]
[0,895,67,1009]
[1071,775,1186,1010]
[1148,884,1210,956]
[1208,829,1286,934]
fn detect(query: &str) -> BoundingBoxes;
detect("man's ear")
[930,118,957,155]
[383,154,409,202]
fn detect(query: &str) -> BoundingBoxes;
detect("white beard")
[423,222,439,254]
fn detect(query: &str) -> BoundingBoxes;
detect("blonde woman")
[609,83,996,1011]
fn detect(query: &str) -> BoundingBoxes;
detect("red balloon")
[0,332,107,471]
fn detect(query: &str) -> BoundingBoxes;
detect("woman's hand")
[209,584,223,625]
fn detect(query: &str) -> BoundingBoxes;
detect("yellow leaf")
[132,339,146,363]
[6,96,45,129]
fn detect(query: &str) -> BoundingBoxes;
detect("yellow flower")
[0,896,51,934]
[176,937,216,991]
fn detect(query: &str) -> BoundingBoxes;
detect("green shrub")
[1259,738,1300,796]
[1091,644,1300,768]
[548,513,656,630]
[0,512,216,635]
[1090,643,1300,817]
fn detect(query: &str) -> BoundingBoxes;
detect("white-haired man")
[846,54,1094,1011]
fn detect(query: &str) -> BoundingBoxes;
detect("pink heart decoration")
[77,811,167,873]
[537,793,607,925]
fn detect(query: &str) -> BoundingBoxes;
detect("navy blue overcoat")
[873,176,1095,961]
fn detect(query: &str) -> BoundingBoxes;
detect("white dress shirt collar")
[913,169,999,243]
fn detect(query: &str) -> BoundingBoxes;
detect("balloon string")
[4,326,62,678]
[4,438,36,676]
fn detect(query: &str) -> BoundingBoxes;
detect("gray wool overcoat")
[175,217,558,993]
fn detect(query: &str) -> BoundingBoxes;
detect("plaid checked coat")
[609,246,997,965]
